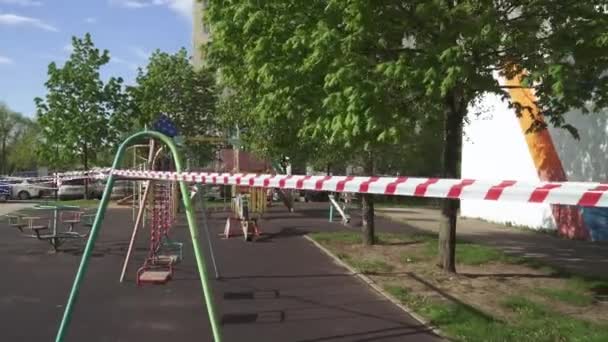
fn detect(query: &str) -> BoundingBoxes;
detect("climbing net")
[134,181,183,286]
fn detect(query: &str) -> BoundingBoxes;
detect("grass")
[400,253,422,263]
[385,285,608,342]
[350,258,394,274]
[309,231,362,244]
[385,285,511,341]
[499,296,608,342]
[333,251,394,274]
[419,238,515,265]
[310,230,608,342]
[40,199,101,208]
[535,287,594,306]
[375,197,441,209]
[309,231,432,246]
[311,231,522,266]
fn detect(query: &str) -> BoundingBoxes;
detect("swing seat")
[159,240,183,262]
[156,254,179,264]
[138,270,172,284]
[136,263,173,286]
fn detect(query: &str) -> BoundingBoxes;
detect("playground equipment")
[55,127,608,342]
[224,186,266,241]
[193,183,221,279]
[328,193,352,225]
[4,205,90,251]
[135,182,182,286]
[55,130,222,342]
[119,142,182,284]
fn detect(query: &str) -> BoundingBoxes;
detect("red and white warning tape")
[55,168,111,177]
[109,169,608,208]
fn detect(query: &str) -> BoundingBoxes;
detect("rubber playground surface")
[0,203,441,342]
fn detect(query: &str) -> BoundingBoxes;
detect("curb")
[303,235,445,339]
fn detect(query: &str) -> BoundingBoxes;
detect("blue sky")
[0,0,194,117]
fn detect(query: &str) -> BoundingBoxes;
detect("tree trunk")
[1,138,5,175]
[438,90,466,273]
[361,153,375,245]
[83,144,89,200]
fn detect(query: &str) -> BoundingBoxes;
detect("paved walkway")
[376,207,608,279]
[0,205,441,341]
[0,202,33,216]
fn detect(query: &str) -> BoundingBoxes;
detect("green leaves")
[0,103,34,174]
[205,0,608,179]
[35,33,129,170]
[128,48,217,165]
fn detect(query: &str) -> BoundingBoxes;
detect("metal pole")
[119,139,158,282]
[55,130,222,342]
[198,184,220,279]
[132,145,136,221]
[119,179,152,283]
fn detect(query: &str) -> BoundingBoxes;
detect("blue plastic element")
[0,182,11,200]
[152,114,179,137]
[582,207,608,241]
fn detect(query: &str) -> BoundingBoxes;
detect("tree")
[35,33,129,197]
[372,1,608,272]
[208,1,608,268]
[205,1,432,245]
[8,120,41,172]
[129,48,217,166]
[0,103,31,175]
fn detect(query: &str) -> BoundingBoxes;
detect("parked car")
[98,179,133,199]
[58,179,104,200]
[31,179,56,198]
[0,182,10,202]
[5,179,44,200]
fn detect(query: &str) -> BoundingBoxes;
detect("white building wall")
[461,93,556,229]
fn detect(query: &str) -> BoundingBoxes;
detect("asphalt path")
[0,203,441,342]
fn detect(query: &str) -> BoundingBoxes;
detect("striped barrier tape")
[55,168,112,177]
[109,169,608,208]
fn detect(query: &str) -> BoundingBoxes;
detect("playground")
[1,129,607,341]
[0,202,441,342]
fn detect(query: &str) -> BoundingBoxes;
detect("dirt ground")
[329,236,608,325]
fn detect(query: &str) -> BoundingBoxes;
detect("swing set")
[55,130,222,342]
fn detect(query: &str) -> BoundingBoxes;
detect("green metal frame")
[55,130,222,342]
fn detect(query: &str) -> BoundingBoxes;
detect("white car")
[58,179,104,200]
[5,179,44,200]
[99,179,133,200]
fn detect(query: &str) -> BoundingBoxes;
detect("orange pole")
[505,74,588,239]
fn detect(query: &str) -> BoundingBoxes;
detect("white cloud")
[63,43,73,53]
[166,0,191,18]
[130,46,150,60]
[0,55,14,64]
[0,0,42,7]
[110,55,139,70]
[84,17,97,24]
[0,13,58,31]
[109,0,192,19]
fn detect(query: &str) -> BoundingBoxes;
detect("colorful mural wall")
[462,74,608,241]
